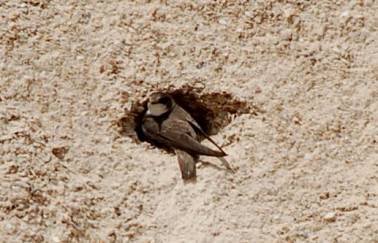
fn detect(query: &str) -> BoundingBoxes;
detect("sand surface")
[1,1,378,242]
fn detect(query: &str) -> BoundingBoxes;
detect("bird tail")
[175,149,197,180]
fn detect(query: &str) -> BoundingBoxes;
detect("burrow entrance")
[117,85,260,151]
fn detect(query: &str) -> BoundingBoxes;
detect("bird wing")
[174,106,227,155]
[142,117,225,157]
[187,119,227,155]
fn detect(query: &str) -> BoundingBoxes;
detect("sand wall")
[1,1,377,242]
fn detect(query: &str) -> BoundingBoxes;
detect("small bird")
[141,92,234,180]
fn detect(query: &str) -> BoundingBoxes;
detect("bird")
[141,92,234,180]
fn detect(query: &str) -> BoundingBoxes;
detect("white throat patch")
[147,103,169,116]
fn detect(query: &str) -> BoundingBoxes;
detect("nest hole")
[117,86,258,151]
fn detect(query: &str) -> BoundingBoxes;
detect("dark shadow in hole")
[169,90,215,135]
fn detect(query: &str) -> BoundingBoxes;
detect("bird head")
[146,92,175,116]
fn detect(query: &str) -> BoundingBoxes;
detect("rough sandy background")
[1,0,378,242]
